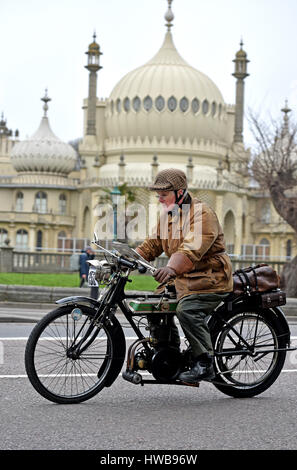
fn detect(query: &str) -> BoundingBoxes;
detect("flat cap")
[149,168,187,191]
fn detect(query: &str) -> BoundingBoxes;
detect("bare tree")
[247,107,297,296]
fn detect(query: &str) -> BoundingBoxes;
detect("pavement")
[0,285,153,322]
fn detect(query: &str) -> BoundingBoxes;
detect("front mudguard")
[55,296,126,388]
[56,295,100,309]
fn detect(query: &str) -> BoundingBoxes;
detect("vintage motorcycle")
[25,239,293,404]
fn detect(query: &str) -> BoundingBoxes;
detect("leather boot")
[178,353,215,383]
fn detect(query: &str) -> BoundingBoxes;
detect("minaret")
[232,40,249,143]
[85,32,102,136]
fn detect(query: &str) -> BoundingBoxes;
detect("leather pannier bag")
[233,263,280,296]
[232,264,286,307]
[260,290,286,308]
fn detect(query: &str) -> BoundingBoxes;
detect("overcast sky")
[1,0,296,147]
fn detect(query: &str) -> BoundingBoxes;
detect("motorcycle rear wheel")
[212,310,287,398]
[25,305,125,404]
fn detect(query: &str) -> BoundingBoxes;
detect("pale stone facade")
[0,3,295,260]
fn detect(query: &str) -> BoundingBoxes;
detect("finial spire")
[281,99,291,133]
[165,0,174,31]
[41,89,51,117]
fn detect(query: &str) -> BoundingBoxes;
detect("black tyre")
[212,310,287,398]
[25,305,125,404]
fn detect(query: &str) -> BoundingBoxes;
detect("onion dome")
[85,32,102,72]
[105,2,226,144]
[10,90,77,175]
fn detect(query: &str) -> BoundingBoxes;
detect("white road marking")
[1,370,297,379]
[0,336,144,341]
[1,337,297,378]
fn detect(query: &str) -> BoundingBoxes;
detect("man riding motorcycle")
[136,168,233,383]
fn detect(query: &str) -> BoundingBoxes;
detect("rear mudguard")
[55,296,126,388]
[208,298,291,347]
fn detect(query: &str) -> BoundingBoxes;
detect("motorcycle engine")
[150,347,182,382]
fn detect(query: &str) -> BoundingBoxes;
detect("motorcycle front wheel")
[25,305,125,404]
[212,309,287,398]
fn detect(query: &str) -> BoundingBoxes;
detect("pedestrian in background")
[79,246,99,299]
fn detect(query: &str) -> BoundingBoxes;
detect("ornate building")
[0,0,295,261]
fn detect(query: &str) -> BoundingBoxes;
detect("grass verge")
[0,272,158,291]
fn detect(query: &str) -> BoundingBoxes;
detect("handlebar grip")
[119,257,138,270]
[138,265,147,274]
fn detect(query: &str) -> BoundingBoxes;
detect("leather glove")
[153,266,176,284]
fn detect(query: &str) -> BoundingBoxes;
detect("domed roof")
[106,30,227,144]
[87,33,101,55]
[10,93,77,175]
[235,40,247,58]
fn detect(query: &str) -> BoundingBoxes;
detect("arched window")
[257,238,270,260]
[35,191,47,213]
[16,229,28,250]
[286,240,292,259]
[0,228,8,246]
[223,210,235,254]
[59,194,67,215]
[16,192,24,211]
[36,230,42,251]
[57,231,67,251]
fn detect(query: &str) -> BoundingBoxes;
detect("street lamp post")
[110,186,121,241]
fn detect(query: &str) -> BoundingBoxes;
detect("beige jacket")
[137,197,233,300]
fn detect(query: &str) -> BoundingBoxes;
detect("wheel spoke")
[26,308,113,401]
[215,313,279,386]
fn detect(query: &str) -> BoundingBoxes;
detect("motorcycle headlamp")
[87,260,113,283]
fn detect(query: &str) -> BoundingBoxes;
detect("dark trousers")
[170,293,229,358]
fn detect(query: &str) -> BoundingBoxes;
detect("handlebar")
[118,257,138,270]
[91,238,156,274]
[118,257,150,274]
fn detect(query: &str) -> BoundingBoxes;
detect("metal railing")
[0,249,290,275]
